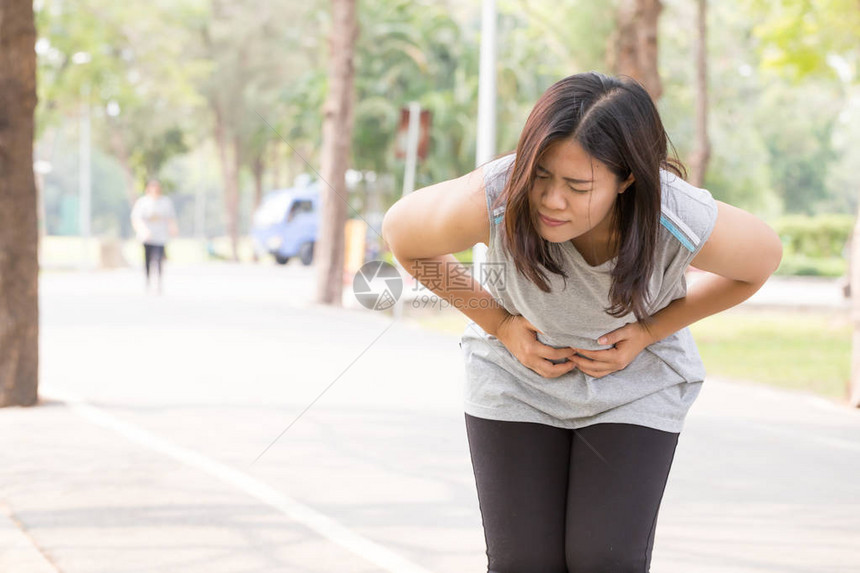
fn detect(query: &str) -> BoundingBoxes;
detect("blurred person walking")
[130,179,178,295]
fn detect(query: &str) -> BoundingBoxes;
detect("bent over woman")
[382,72,782,572]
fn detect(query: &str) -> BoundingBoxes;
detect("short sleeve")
[658,170,719,273]
[481,153,516,237]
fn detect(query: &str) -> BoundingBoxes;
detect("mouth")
[539,213,568,225]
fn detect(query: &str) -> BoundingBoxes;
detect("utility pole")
[392,101,423,321]
[472,0,497,288]
[78,84,92,270]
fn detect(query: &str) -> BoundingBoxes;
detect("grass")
[689,307,851,400]
[409,306,852,402]
[382,248,474,266]
[39,235,262,268]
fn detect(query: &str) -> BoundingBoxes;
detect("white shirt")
[131,195,176,245]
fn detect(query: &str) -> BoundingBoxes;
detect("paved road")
[1,263,858,572]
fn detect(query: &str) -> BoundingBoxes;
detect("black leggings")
[143,243,166,282]
[464,413,680,573]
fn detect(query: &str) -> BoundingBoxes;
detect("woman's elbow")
[381,204,408,259]
[757,230,784,282]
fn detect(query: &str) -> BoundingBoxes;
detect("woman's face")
[528,138,633,247]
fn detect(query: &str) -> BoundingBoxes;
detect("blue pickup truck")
[250,182,319,265]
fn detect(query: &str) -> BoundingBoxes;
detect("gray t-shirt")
[459,153,719,433]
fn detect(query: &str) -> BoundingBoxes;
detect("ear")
[618,173,635,194]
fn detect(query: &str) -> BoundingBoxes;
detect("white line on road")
[45,388,436,573]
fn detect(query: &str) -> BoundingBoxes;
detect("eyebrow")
[536,164,593,184]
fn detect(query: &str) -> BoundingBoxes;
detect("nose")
[540,181,567,211]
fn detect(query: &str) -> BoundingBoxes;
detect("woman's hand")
[569,321,655,378]
[495,314,579,379]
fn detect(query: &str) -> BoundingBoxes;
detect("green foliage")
[774,254,846,277]
[33,0,860,250]
[773,213,854,258]
[132,127,189,180]
[36,0,206,184]
[352,0,616,208]
[660,0,782,213]
[353,0,469,177]
[754,83,843,214]
[658,0,859,221]
[746,0,860,83]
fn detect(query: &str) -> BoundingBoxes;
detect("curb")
[0,503,59,573]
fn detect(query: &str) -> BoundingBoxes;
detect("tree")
[688,0,711,187]
[746,0,860,406]
[316,0,358,306]
[0,0,40,407]
[35,1,203,210]
[609,0,664,101]
[194,0,316,260]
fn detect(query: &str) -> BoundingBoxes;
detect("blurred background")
[1,1,859,571]
[29,0,860,400]
[32,0,860,273]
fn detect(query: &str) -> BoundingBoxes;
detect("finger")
[540,359,579,378]
[571,347,599,360]
[571,347,618,362]
[575,363,612,378]
[535,343,577,362]
[569,355,614,374]
[596,324,629,345]
[520,316,543,334]
[526,355,576,378]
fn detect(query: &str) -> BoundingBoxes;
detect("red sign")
[395,108,432,161]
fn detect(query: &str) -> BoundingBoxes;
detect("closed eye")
[535,172,589,193]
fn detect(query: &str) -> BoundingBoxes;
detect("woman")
[130,179,179,295]
[381,72,782,572]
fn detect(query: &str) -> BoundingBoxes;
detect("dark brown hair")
[490,71,686,326]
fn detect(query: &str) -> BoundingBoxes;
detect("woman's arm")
[569,200,783,378]
[130,209,149,241]
[381,166,510,337]
[631,200,783,345]
[383,167,578,377]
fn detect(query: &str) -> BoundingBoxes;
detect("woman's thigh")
[464,413,573,573]
[565,423,680,572]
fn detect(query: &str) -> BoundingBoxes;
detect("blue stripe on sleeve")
[660,214,695,252]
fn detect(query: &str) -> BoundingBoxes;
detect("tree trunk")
[689,0,711,187]
[0,0,40,407]
[315,0,358,306]
[850,205,860,407]
[231,133,241,260]
[609,0,663,102]
[213,103,241,262]
[251,152,264,263]
[107,120,141,209]
[269,140,281,189]
[252,153,264,212]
